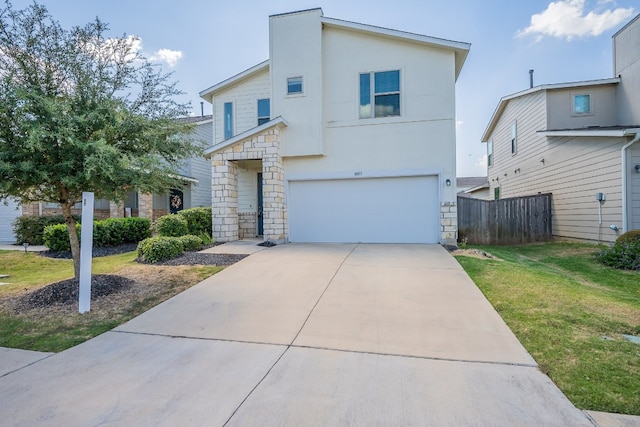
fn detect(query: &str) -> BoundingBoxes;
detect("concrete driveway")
[0,243,595,426]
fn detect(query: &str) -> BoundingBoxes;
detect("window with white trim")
[287,76,303,94]
[359,70,400,118]
[573,94,591,114]
[488,139,494,167]
[224,102,233,139]
[257,98,270,126]
[511,122,517,155]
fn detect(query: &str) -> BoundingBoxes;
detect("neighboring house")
[200,8,470,244]
[456,176,489,199]
[18,115,213,227]
[481,14,640,244]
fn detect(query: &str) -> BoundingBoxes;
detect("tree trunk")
[61,202,81,281]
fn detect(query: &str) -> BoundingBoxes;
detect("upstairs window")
[511,122,517,155]
[224,102,233,140]
[360,70,400,118]
[287,76,303,94]
[573,94,591,114]
[488,139,494,167]
[257,98,270,126]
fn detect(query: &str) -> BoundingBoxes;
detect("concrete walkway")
[0,243,627,425]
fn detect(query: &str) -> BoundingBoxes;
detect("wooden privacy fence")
[457,193,552,245]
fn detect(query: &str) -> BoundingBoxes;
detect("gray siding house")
[481,15,640,244]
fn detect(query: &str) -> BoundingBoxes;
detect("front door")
[169,189,184,214]
[257,173,264,235]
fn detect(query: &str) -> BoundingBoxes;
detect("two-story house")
[201,8,470,244]
[481,14,640,244]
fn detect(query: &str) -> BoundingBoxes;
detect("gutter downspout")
[622,130,640,232]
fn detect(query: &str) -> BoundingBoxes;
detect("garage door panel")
[288,176,439,243]
[0,198,21,243]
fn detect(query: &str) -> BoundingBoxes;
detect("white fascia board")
[320,17,470,79]
[481,78,621,142]
[538,127,640,137]
[199,60,270,100]
[203,116,288,157]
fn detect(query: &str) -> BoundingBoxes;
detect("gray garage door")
[0,198,21,244]
[288,175,440,243]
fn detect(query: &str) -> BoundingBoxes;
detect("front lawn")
[455,242,640,415]
[0,250,223,352]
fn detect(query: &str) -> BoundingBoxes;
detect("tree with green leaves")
[0,1,202,279]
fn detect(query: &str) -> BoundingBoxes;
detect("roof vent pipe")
[200,101,204,117]
[529,69,534,88]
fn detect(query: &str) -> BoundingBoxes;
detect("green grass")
[455,242,640,415]
[0,250,138,295]
[0,250,223,352]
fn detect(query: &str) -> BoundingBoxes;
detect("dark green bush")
[156,214,189,237]
[596,241,640,270]
[43,223,78,252]
[13,215,80,245]
[177,207,212,236]
[137,236,184,263]
[178,234,203,252]
[42,217,153,251]
[616,229,640,246]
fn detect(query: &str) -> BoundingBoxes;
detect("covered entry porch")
[205,119,288,243]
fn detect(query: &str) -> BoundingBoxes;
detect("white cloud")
[150,48,183,67]
[517,0,635,41]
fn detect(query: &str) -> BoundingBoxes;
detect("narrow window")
[487,140,494,167]
[511,122,517,155]
[224,102,233,139]
[359,70,400,118]
[574,94,591,114]
[257,98,270,126]
[287,76,303,94]
[494,187,500,200]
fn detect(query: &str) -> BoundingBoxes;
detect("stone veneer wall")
[238,212,257,239]
[440,202,457,245]
[211,127,285,242]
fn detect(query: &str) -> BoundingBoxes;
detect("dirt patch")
[452,248,501,260]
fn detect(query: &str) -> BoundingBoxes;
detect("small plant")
[178,235,203,252]
[156,214,189,237]
[596,241,640,270]
[43,223,78,252]
[137,236,184,263]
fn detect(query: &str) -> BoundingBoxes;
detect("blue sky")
[7,0,638,176]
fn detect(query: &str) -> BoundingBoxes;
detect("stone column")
[138,192,153,219]
[440,201,457,245]
[262,128,286,243]
[211,156,238,242]
[109,201,124,218]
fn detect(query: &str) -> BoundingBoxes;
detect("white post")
[79,192,94,313]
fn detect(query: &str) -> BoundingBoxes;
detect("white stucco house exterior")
[201,8,470,244]
[481,14,640,244]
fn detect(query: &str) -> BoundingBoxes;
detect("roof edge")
[204,117,288,157]
[199,60,270,100]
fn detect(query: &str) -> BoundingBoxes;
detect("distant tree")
[0,1,201,279]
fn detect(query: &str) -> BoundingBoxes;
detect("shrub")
[177,207,212,237]
[178,234,203,252]
[616,229,640,246]
[13,215,80,245]
[43,223,78,252]
[102,217,151,244]
[137,236,184,263]
[596,241,640,270]
[156,214,189,237]
[198,232,214,246]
